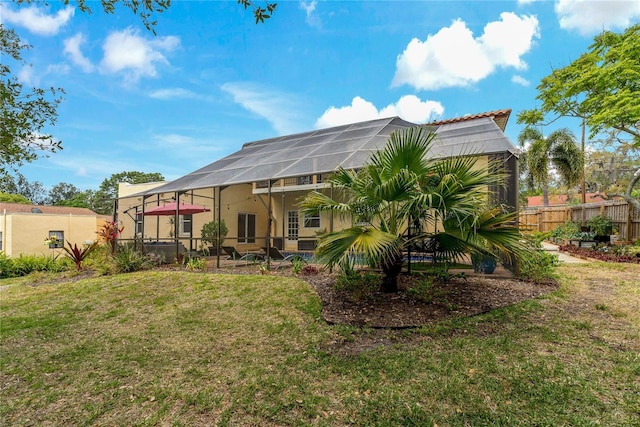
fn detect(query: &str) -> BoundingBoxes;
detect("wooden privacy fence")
[519,200,640,242]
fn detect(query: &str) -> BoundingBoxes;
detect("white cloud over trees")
[315,95,444,128]
[555,0,640,36]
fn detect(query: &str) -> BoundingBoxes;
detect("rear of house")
[116,111,519,256]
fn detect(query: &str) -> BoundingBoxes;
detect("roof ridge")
[428,109,511,131]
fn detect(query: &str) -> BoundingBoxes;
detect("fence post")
[627,203,633,242]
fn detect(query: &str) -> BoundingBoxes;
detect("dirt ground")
[212,262,558,329]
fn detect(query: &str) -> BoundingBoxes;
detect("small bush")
[113,245,157,273]
[407,275,446,303]
[518,247,560,283]
[335,266,380,301]
[550,220,581,241]
[184,256,206,271]
[292,256,306,274]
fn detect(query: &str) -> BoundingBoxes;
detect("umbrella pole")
[175,192,180,263]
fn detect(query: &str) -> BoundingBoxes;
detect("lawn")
[1,263,639,426]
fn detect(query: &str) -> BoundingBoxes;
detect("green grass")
[1,264,639,426]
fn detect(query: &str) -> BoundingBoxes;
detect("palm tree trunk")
[381,254,403,293]
[543,182,549,207]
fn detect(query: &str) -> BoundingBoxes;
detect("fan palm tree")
[300,127,525,293]
[518,127,584,206]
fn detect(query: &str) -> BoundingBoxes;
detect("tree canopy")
[518,127,584,207]
[93,171,165,215]
[518,24,640,209]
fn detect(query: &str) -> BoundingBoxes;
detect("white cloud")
[555,0,640,36]
[221,82,306,135]
[17,66,36,85]
[511,75,530,86]
[100,28,180,83]
[392,13,539,90]
[64,33,94,72]
[0,4,74,36]
[315,95,444,128]
[149,88,200,99]
[300,1,321,29]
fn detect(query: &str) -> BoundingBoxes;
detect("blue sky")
[3,0,640,191]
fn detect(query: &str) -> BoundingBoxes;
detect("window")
[304,211,320,228]
[180,214,192,235]
[287,211,299,240]
[238,213,256,243]
[297,175,313,185]
[48,231,64,249]
[135,213,143,235]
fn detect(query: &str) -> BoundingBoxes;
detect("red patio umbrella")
[143,201,211,216]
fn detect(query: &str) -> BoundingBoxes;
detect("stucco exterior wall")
[1,213,105,257]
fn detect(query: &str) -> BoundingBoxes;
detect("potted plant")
[470,251,497,274]
[588,215,613,244]
[201,220,228,255]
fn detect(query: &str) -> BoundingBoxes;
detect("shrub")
[292,256,306,274]
[0,253,70,278]
[335,261,381,301]
[407,275,446,303]
[518,245,560,283]
[587,215,613,236]
[113,244,158,273]
[201,220,228,249]
[184,256,206,271]
[61,240,100,270]
[550,220,581,241]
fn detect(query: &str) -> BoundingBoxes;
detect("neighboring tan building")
[117,110,519,254]
[0,203,109,257]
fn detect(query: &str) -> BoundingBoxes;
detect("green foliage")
[61,240,100,270]
[518,25,639,142]
[0,25,63,175]
[0,192,31,204]
[335,268,381,301]
[300,126,525,293]
[518,241,560,283]
[517,24,640,209]
[406,275,446,304]
[587,215,613,236]
[0,252,70,278]
[93,171,165,214]
[200,220,228,248]
[291,256,306,274]
[112,244,158,273]
[183,256,206,271]
[550,220,581,241]
[0,172,46,204]
[238,0,278,23]
[518,127,584,205]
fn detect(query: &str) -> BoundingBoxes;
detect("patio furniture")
[221,246,264,266]
[261,247,307,269]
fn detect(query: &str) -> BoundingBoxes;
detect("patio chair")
[221,246,263,266]
[261,247,307,269]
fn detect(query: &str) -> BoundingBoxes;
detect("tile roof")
[429,109,512,132]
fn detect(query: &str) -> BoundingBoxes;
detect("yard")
[1,262,639,426]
